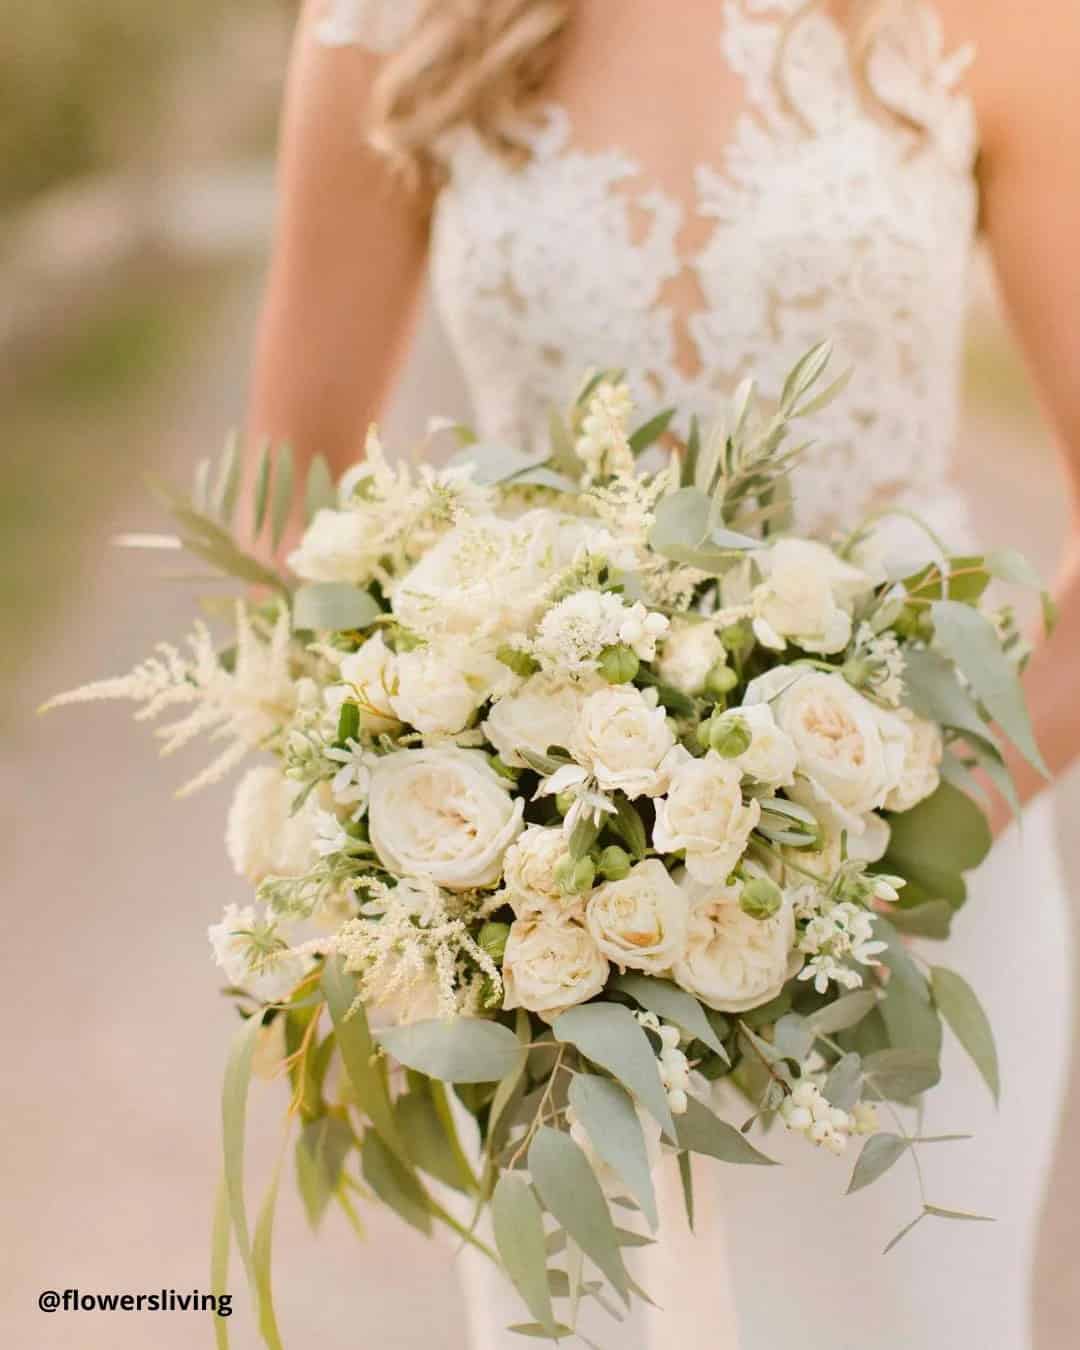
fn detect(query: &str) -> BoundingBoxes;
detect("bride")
[246,1,1079,1346]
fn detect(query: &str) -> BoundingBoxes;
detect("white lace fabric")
[318,0,979,539]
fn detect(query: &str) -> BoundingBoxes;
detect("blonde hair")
[371,0,928,188]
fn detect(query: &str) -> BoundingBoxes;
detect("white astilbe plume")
[335,875,502,1019]
[44,603,297,794]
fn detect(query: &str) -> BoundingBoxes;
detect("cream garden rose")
[573,686,676,798]
[751,538,873,656]
[884,709,944,812]
[502,912,610,1018]
[483,672,599,769]
[729,702,798,788]
[672,876,800,1012]
[653,752,761,884]
[656,618,728,695]
[502,825,576,915]
[287,507,381,585]
[585,859,689,974]
[746,669,908,835]
[226,765,322,884]
[368,747,524,890]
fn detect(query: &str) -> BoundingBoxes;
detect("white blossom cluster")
[779,1080,880,1154]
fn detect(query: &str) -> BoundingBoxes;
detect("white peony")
[503,825,576,916]
[672,876,799,1012]
[226,765,322,883]
[368,747,524,890]
[573,686,677,798]
[483,672,600,768]
[287,507,381,585]
[746,669,908,835]
[503,912,610,1019]
[883,709,944,813]
[656,619,727,695]
[337,633,400,732]
[729,702,798,788]
[751,539,873,656]
[208,903,310,1004]
[585,859,689,975]
[653,752,761,884]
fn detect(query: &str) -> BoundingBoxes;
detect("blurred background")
[2,4,1076,1347]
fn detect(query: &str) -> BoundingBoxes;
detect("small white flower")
[337,634,400,732]
[797,899,887,994]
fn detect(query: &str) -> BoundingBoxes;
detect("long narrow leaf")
[270,445,294,552]
[221,1014,263,1282]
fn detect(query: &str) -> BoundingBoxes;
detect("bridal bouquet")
[49,345,1049,1345]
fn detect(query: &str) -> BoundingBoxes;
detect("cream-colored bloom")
[585,859,689,974]
[656,618,727,696]
[672,877,799,1012]
[389,642,483,737]
[503,912,610,1018]
[573,686,676,798]
[751,539,873,656]
[368,747,524,890]
[532,589,668,674]
[288,507,380,585]
[483,672,599,769]
[883,709,944,812]
[338,634,400,732]
[653,752,761,884]
[207,903,309,1003]
[746,669,908,835]
[225,764,322,883]
[503,826,576,915]
[728,702,798,789]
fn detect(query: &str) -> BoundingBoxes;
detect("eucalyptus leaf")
[360,1130,433,1236]
[450,442,547,485]
[252,1135,288,1350]
[492,1174,557,1336]
[628,407,676,455]
[252,443,271,537]
[880,969,943,1060]
[270,444,294,551]
[901,648,1000,751]
[304,454,336,522]
[847,1133,910,1194]
[529,1127,629,1304]
[885,901,954,939]
[677,1151,695,1232]
[212,434,241,524]
[295,1116,353,1229]
[397,1090,477,1193]
[822,1053,863,1111]
[292,582,382,633]
[983,548,1043,590]
[568,813,601,862]
[488,1009,532,1151]
[674,1096,775,1165]
[883,1211,926,1255]
[552,1003,674,1139]
[210,1176,231,1350]
[612,974,725,1055]
[861,1048,941,1101]
[377,1017,525,1084]
[883,782,990,902]
[568,1075,659,1228]
[650,488,732,570]
[221,1013,263,1281]
[773,1014,815,1064]
[923,1204,995,1224]
[931,966,1000,1104]
[607,797,649,860]
[511,465,579,492]
[808,991,877,1036]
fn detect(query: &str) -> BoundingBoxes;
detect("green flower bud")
[344,818,369,842]
[478,921,511,965]
[841,657,872,690]
[496,643,540,678]
[720,620,753,655]
[489,755,521,783]
[335,700,361,746]
[597,845,632,881]
[554,791,576,817]
[709,713,752,758]
[705,662,738,698]
[696,718,715,750]
[739,876,783,920]
[555,855,596,895]
[598,643,640,684]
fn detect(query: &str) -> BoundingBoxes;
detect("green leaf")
[628,407,676,455]
[883,1211,926,1255]
[607,798,648,860]
[568,813,601,862]
[674,1096,775,1165]
[773,1014,815,1064]
[880,968,943,1060]
[552,1003,674,1140]
[568,1075,659,1228]
[808,991,877,1036]
[304,454,336,523]
[677,1151,695,1232]
[292,582,382,632]
[488,1009,531,1151]
[902,648,1000,750]
[649,487,734,571]
[709,526,761,550]
[528,1127,629,1304]
[376,1017,526,1084]
[397,1090,477,1193]
[508,1325,577,1342]
[295,1115,353,1229]
[210,1176,231,1350]
[269,444,294,551]
[612,974,725,1056]
[885,900,954,939]
[847,1133,910,1194]
[193,456,212,513]
[492,1174,557,1337]
[884,782,991,901]
[862,1049,941,1101]
[923,1204,995,1224]
[779,339,833,411]
[822,1053,863,1111]
[212,434,241,524]
[931,966,1000,1104]
[221,1014,262,1282]
[252,443,271,537]
[931,599,1047,776]
[682,415,702,488]
[361,1130,433,1235]
[511,465,579,492]
[252,1133,288,1350]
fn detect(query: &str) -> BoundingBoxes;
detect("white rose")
[287,507,378,584]
[483,672,600,768]
[368,748,525,890]
[226,765,322,883]
[653,752,761,884]
[672,876,800,1013]
[656,619,727,695]
[574,686,676,798]
[729,702,798,788]
[746,669,908,835]
[208,903,310,1004]
[503,912,610,1018]
[884,709,943,813]
[503,826,577,915]
[585,859,689,974]
[751,539,873,656]
[389,642,482,736]
[338,633,400,732]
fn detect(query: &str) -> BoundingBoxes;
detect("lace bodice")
[319,0,979,537]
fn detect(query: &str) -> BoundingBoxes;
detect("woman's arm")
[959,0,1080,822]
[246,0,429,491]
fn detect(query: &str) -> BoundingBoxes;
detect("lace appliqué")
[429,1,979,539]
[316,0,419,53]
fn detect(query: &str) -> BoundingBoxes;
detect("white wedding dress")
[317,3,1072,1347]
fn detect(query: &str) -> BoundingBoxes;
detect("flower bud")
[667,1088,689,1115]
[739,876,783,920]
[659,1024,682,1050]
[478,921,510,965]
[597,844,632,881]
[598,643,640,685]
[704,662,738,699]
[489,755,521,783]
[709,713,753,758]
[555,854,596,896]
[496,643,539,678]
[554,791,576,817]
[720,620,753,655]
